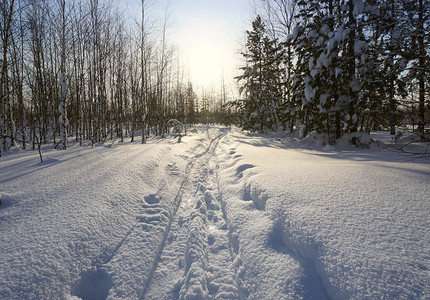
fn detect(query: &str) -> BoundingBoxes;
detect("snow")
[320,24,330,35]
[308,30,318,38]
[353,0,364,17]
[317,53,331,69]
[304,85,317,104]
[309,57,315,71]
[1,126,429,299]
[292,26,300,40]
[310,68,319,79]
[354,39,363,55]
[319,93,330,107]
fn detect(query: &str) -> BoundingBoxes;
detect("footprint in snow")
[72,268,112,300]
[144,194,161,204]
[236,164,255,179]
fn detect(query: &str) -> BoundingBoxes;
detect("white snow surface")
[1,126,429,300]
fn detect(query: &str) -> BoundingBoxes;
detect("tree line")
[0,0,227,157]
[233,0,429,144]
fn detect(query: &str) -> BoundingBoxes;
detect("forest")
[234,0,429,145]
[0,0,429,157]
[0,0,227,157]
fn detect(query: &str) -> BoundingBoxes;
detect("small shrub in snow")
[167,119,183,143]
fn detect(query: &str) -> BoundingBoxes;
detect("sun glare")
[119,0,251,96]
[174,19,237,91]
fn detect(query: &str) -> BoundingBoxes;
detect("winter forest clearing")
[1,0,430,299]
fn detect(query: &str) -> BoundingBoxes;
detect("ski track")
[143,128,241,300]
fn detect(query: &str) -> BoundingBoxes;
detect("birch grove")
[0,0,227,156]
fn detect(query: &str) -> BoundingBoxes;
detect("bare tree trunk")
[140,0,147,144]
[12,0,26,149]
[1,0,15,155]
[59,0,67,150]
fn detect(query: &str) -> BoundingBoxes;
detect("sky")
[121,0,256,98]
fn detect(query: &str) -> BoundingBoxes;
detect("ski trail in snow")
[140,129,238,300]
[102,225,136,265]
[142,128,242,300]
[177,133,240,300]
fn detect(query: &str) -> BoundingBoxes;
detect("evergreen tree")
[292,0,381,143]
[399,0,430,139]
[236,15,285,132]
[253,0,428,143]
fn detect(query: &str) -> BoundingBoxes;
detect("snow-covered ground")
[0,126,429,299]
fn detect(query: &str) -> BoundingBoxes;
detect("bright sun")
[173,16,240,92]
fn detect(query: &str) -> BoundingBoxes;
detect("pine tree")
[237,15,285,132]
